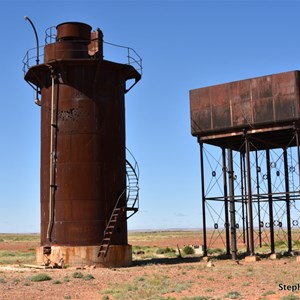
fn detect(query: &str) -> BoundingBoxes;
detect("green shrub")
[156,247,176,254]
[29,273,52,282]
[72,272,83,278]
[0,278,6,284]
[262,290,275,296]
[226,291,241,299]
[13,278,20,284]
[83,274,95,281]
[280,294,300,300]
[181,297,211,300]
[183,245,195,255]
[207,248,224,255]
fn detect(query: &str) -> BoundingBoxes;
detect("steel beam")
[245,137,255,255]
[222,148,230,256]
[255,150,262,248]
[228,148,237,260]
[266,148,275,254]
[283,148,292,253]
[200,142,207,256]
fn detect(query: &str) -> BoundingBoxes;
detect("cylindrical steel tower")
[24,22,141,267]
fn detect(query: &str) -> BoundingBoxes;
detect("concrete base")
[269,253,281,260]
[244,255,260,262]
[36,245,132,268]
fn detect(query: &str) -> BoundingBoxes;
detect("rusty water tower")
[23,21,142,267]
[190,71,300,260]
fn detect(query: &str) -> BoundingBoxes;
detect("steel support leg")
[296,128,300,190]
[283,148,292,253]
[228,148,237,260]
[240,152,246,244]
[200,142,207,256]
[266,148,275,254]
[256,150,262,248]
[222,148,230,256]
[242,152,250,252]
[246,137,255,255]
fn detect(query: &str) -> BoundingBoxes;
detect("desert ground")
[0,231,299,300]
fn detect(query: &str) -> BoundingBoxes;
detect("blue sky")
[1,0,300,233]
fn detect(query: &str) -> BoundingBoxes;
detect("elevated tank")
[24,22,141,267]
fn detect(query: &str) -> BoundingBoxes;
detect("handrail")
[22,37,143,78]
[125,148,139,218]
[126,147,139,179]
[45,26,56,44]
[104,41,143,76]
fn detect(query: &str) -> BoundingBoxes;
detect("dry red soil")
[0,232,299,300]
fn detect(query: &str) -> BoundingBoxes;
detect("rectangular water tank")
[190,70,300,136]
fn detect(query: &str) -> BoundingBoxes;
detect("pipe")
[24,16,40,104]
[24,16,39,65]
[47,71,56,241]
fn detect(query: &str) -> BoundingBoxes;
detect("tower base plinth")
[36,245,132,268]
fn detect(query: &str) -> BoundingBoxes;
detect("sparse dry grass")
[1,232,300,299]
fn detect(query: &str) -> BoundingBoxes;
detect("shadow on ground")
[132,256,201,266]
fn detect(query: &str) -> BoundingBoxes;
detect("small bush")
[72,272,84,279]
[262,290,275,296]
[183,246,195,255]
[226,291,241,299]
[13,278,20,284]
[280,294,300,300]
[64,276,70,282]
[207,248,224,255]
[0,278,6,284]
[52,280,62,284]
[181,297,211,300]
[156,247,176,254]
[242,282,250,286]
[83,274,95,281]
[29,273,52,282]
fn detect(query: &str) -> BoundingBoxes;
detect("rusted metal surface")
[190,71,300,139]
[56,22,92,42]
[24,22,141,247]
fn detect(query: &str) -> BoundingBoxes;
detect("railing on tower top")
[22,26,143,77]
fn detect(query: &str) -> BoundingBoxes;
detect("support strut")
[200,142,207,256]
[228,148,237,260]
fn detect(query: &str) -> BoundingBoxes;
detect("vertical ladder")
[98,206,125,257]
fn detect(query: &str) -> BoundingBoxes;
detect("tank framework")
[190,71,300,258]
